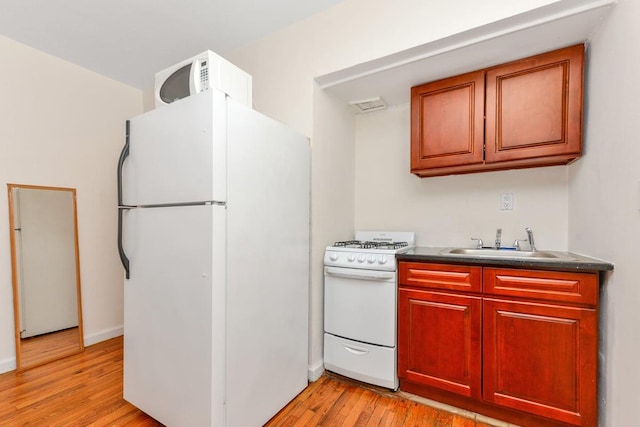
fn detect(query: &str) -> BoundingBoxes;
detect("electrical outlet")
[501,193,514,210]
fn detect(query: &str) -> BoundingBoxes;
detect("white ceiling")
[0,0,346,89]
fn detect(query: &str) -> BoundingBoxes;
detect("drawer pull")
[344,345,369,355]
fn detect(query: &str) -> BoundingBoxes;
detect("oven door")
[324,266,396,347]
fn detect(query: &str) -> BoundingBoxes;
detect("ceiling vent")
[349,97,387,114]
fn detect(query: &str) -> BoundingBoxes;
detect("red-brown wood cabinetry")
[398,262,599,427]
[398,288,482,399]
[410,71,485,171]
[411,44,584,177]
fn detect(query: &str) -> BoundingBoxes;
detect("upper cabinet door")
[411,71,485,171]
[485,44,584,164]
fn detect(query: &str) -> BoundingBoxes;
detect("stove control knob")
[329,252,339,262]
[378,255,388,265]
[347,254,356,262]
[357,254,366,263]
[367,255,376,263]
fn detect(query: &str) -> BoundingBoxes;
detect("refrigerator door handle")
[118,207,130,279]
[117,120,130,207]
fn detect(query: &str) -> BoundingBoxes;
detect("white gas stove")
[323,231,415,390]
[324,231,415,271]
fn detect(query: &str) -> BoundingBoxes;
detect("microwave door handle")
[117,121,130,207]
[190,59,202,94]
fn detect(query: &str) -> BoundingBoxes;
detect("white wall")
[0,35,143,372]
[227,0,560,381]
[354,104,568,249]
[569,0,640,425]
[308,86,356,378]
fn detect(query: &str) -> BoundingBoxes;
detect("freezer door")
[123,204,226,427]
[121,89,227,206]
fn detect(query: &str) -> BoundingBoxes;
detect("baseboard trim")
[0,358,16,374]
[83,326,123,347]
[308,359,324,381]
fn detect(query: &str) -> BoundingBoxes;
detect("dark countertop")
[397,247,614,272]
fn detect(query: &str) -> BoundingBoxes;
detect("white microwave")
[154,50,253,109]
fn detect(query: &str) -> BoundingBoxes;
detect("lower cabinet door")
[398,288,482,398]
[483,298,597,426]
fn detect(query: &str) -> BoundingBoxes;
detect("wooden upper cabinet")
[485,44,584,164]
[411,71,485,171]
[410,44,584,177]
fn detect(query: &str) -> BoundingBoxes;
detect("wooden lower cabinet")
[398,288,482,398]
[483,298,597,426]
[398,262,599,427]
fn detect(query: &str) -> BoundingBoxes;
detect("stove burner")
[333,240,361,247]
[376,241,409,250]
[332,240,409,250]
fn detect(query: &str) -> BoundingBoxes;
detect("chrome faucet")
[525,227,536,251]
[470,237,484,248]
[495,228,502,249]
[513,238,527,250]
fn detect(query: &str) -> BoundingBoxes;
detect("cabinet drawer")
[484,268,598,306]
[399,262,482,293]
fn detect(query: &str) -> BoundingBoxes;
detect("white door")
[122,89,227,206]
[324,266,397,347]
[123,203,226,427]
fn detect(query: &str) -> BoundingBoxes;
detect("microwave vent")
[349,97,387,113]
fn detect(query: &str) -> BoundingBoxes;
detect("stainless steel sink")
[443,248,562,259]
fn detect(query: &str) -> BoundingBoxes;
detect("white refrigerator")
[117,88,310,427]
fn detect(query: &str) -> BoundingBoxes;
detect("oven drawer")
[324,333,398,390]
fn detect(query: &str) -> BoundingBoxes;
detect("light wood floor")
[265,374,498,427]
[19,327,82,369]
[0,336,160,426]
[1,336,498,426]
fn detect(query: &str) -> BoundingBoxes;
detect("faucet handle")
[513,239,527,251]
[470,237,483,248]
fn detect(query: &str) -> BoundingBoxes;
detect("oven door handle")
[324,266,395,281]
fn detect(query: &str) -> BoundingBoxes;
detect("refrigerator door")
[123,204,226,427]
[121,89,227,206]
[225,98,310,427]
